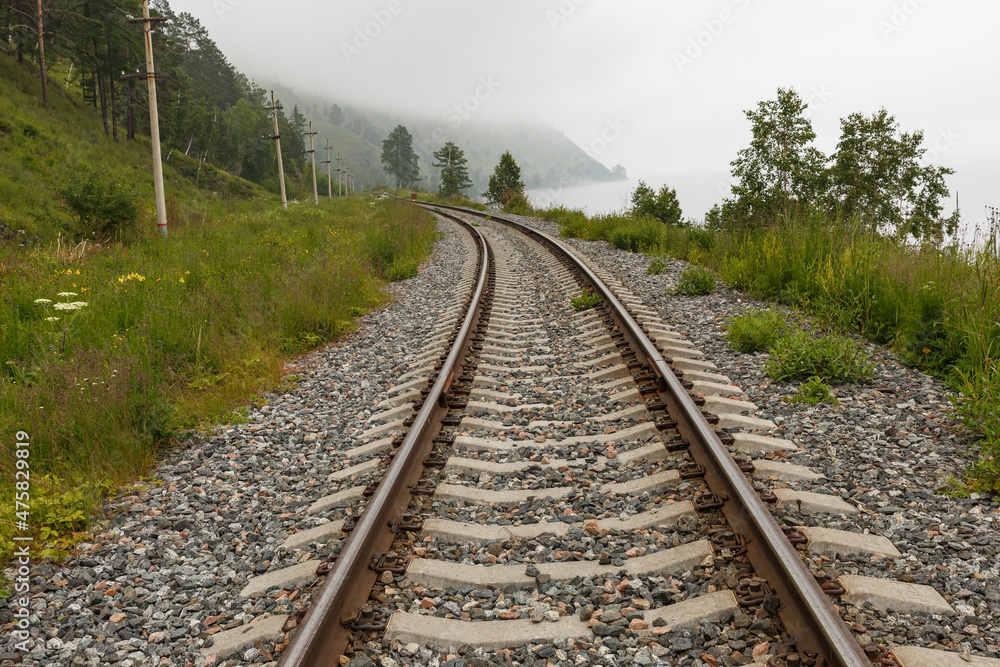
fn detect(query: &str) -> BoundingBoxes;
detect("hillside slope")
[0,54,266,242]
[265,80,626,196]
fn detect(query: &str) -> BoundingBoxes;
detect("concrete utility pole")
[305,121,318,206]
[263,91,287,209]
[322,139,332,199]
[126,1,168,237]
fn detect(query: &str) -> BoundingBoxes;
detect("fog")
[167,0,999,224]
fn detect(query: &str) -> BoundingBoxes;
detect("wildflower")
[179,277,185,284]
[118,273,146,283]
[923,348,931,354]
[57,292,78,297]
[54,302,87,311]
[45,317,60,322]
[34,298,52,304]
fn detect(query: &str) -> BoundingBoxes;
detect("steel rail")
[278,212,492,667]
[419,202,871,667]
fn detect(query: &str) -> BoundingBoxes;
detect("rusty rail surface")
[419,202,871,667]
[277,211,492,667]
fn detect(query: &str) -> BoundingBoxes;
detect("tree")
[381,124,420,188]
[630,180,683,226]
[432,141,473,198]
[484,151,524,208]
[829,109,955,241]
[326,104,343,125]
[728,87,827,227]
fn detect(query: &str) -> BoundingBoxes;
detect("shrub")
[608,217,663,252]
[726,309,788,353]
[646,258,668,275]
[503,191,534,216]
[60,165,141,242]
[675,266,716,295]
[765,330,875,383]
[784,376,839,405]
[571,290,600,311]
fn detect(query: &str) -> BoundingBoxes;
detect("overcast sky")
[168,0,999,225]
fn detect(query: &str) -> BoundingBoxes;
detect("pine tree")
[484,151,524,208]
[381,125,420,189]
[432,142,473,198]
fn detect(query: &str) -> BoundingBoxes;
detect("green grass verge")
[0,197,437,561]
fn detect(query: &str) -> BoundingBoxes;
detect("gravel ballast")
[505,212,1000,661]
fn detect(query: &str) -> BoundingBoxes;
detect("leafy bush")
[726,309,788,353]
[60,165,141,242]
[503,191,534,216]
[784,376,839,405]
[765,330,874,383]
[608,217,664,252]
[675,266,716,295]
[646,258,669,275]
[571,290,600,311]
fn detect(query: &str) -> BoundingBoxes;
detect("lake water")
[525,172,731,221]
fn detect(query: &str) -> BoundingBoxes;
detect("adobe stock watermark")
[443,75,502,129]
[213,0,247,20]
[924,126,959,163]
[412,75,503,170]
[673,0,753,73]
[802,84,834,119]
[340,1,404,63]
[546,0,589,31]
[532,117,628,209]
[877,0,931,40]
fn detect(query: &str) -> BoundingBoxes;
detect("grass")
[784,376,839,405]
[674,266,716,296]
[764,330,875,384]
[550,203,1000,497]
[726,309,789,353]
[646,258,669,275]
[0,197,437,561]
[571,290,600,311]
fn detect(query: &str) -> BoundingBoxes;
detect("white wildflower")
[34,298,52,304]
[53,303,82,311]
[57,292,78,297]
[45,317,60,322]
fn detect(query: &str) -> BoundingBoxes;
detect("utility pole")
[336,154,342,197]
[263,91,287,209]
[305,121,318,206]
[321,139,332,199]
[126,1,168,237]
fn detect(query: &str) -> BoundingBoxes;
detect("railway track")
[196,204,999,667]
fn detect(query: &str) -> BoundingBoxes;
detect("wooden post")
[336,153,342,197]
[321,139,332,199]
[263,91,288,209]
[127,1,168,236]
[306,121,318,206]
